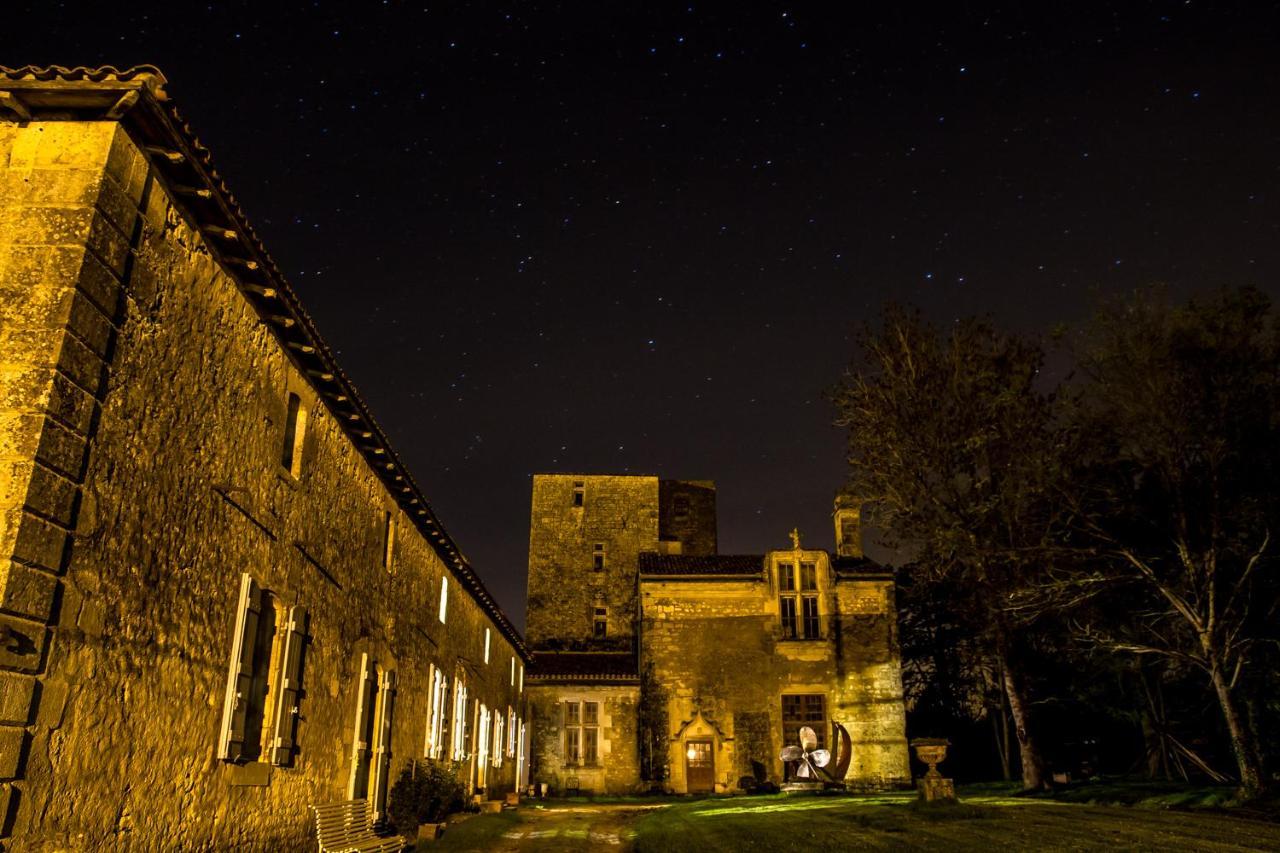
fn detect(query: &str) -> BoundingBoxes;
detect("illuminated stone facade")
[0,68,529,849]
[525,475,910,795]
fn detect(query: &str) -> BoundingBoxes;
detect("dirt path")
[483,803,662,851]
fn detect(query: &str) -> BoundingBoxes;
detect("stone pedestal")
[910,737,957,803]
[780,781,825,795]
[917,776,956,802]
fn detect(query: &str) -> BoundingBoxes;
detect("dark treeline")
[831,286,1280,799]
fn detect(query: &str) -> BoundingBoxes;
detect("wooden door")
[685,739,714,793]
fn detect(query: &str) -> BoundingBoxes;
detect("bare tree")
[1072,286,1278,798]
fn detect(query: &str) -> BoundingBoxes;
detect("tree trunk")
[991,703,1012,781]
[995,625,1048,790]
[991,661,1012,781]
[1209,664,1266,799]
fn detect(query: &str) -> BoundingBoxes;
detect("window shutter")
[371,669,396,824]
[218,573,261,761]
[424,663,436,758]
[269,605,307,766]
[347,652,376,798]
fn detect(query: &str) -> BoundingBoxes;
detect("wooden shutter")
[371,669,396,823]
[218,573,261,761]
[347,652,376,798]
[270,605,307,766]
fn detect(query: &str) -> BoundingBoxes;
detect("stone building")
[525,475,910,794]
[0,66,530,849]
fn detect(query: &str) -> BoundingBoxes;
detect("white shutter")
[218,573,260,761]
[269,605,307,766]
[347,652,376,798]
[424,663,437,758]
[371,669,396,824]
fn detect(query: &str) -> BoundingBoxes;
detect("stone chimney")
[833,494,863,558]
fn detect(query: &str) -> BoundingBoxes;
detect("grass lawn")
[426,785,1280,852]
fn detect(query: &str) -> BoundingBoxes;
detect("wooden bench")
[310,800,405,853]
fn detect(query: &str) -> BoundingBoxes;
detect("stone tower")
[524,474,716,648]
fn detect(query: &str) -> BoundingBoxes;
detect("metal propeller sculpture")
[779,721,853,785]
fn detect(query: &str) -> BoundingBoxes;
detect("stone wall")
[525,474,659,647]
[526,683,639,795]
[0,119,528,850]
[639,548,910,793]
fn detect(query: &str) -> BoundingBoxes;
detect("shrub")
[387,759,465,830]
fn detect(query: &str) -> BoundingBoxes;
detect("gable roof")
[0,65,530,660]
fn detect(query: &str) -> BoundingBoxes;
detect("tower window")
[572,481,585,507]
[593,607,608,639]
[280,392,307,477]
[592,543,606,572]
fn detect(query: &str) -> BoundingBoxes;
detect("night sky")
[17,2,1280,630]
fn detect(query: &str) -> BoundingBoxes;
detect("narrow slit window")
[382,511,395,572]
[438,576,449,624]
[484,627,491,664]
[281,392,307,477]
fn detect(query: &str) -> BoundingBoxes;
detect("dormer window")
[779,561,821,639]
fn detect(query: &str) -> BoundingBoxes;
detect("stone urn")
[910,738,949,777]
[910,738,956,802]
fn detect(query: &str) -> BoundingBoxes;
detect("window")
[424,664,448,760]
[484,627,491,664]
[563,700,599,767]
[438,576,448,624]
[572,481,584,507]
[218,573,308,767]
[519,664,524,693]
[592,542,606,572]
[382,511,395,572]
[779,562,820,639]
[281,392,307,477]
[451,678,469,760]
[673,494,690,520]
[593,607,608,639]
[781,694,826,781]
[511,656,516,687]
[347,655,396,823]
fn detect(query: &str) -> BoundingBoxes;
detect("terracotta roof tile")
[637,553,763,576]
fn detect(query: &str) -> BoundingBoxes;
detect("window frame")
[562,699,601,768]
